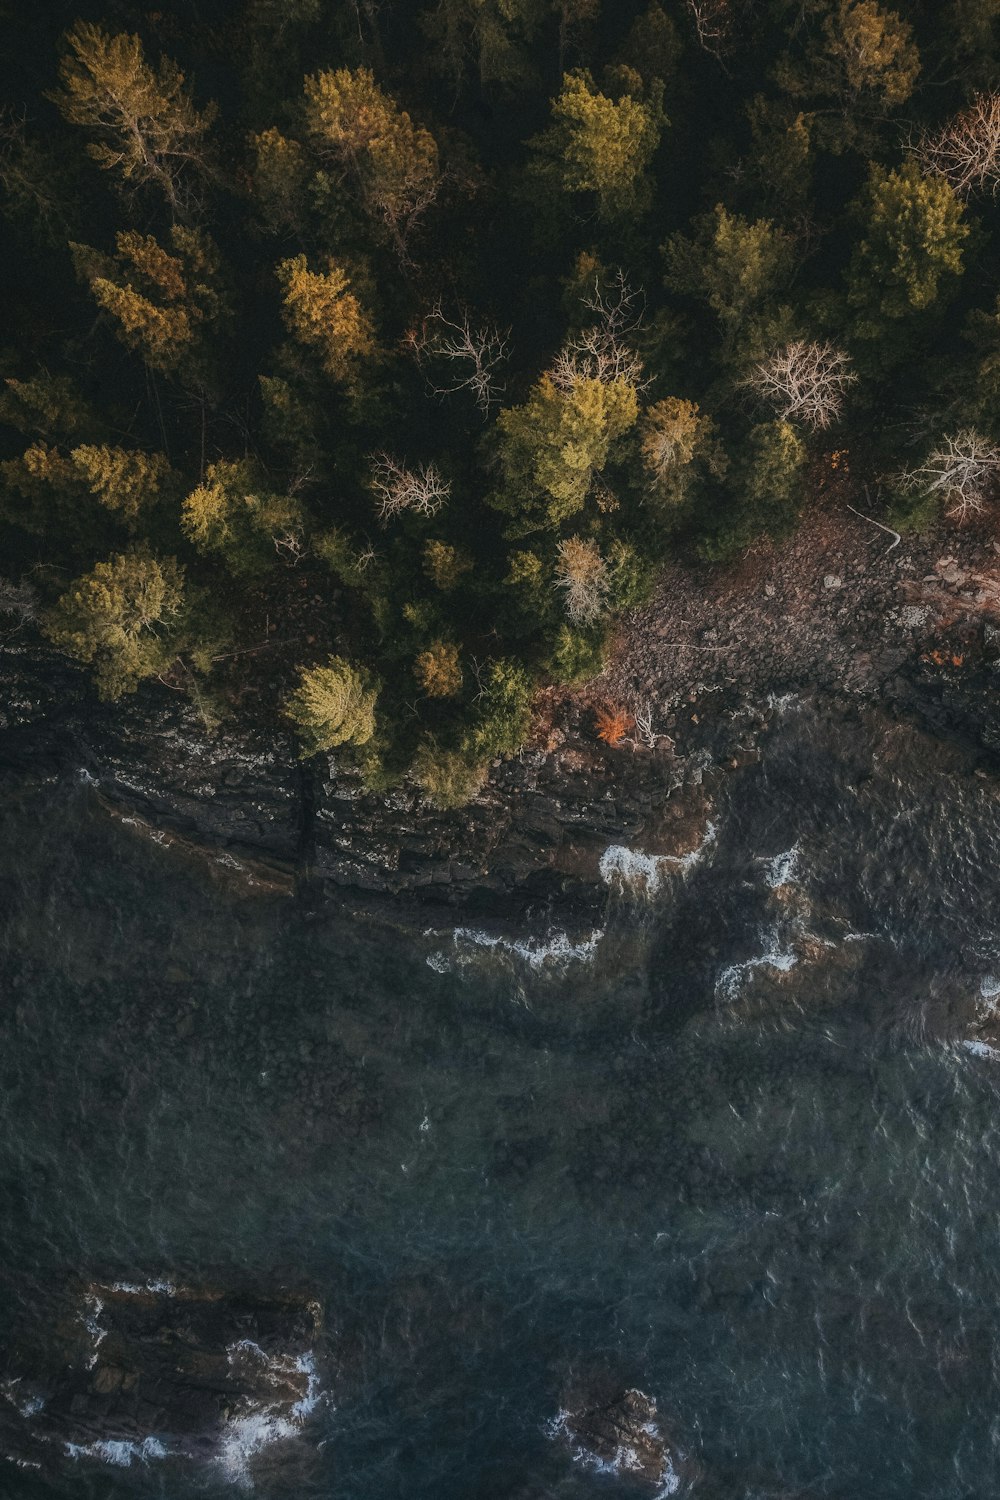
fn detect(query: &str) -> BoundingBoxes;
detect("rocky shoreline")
[3,497,1000,932]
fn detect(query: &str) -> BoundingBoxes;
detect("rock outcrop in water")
[548,1384,698,1494]
[0,1280,325,1486]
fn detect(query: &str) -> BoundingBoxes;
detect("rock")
[823,574,843,591]
[548,1384,698,1493]
[0,1280,326,1484]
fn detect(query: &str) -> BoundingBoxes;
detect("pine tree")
[44,550,186,699]
[51,22,215,216]
[72,226,228,383]
[181,460,305,574]
[286,656,379,755]
[414,640,463,696]
[303,67,440,255]
[529,69,664,221]
[664,206,796,359]
[276,255,376,385]
[493,373,639,533]
[846,162,969,333]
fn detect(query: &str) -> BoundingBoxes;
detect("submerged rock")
[0,1280,326,1487]
[548,1384,698,1494]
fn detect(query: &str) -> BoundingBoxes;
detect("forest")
[3,0,1000,805]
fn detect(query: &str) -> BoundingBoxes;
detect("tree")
[553,535,609,623]
[746,341,857,430]
[617,4,682,87]
[50,22,215,216]
[664,206,796,357]
[897,431,1000,520]
[914,94,1000,200]
[736,420,807,512]
[369,455,450,520]
[639,397,727,507]
[410,741,488,808]
[303,67,440,255]
[775,0,919,147]
[72,226,228,383]
[44,550,186,699]
[744,95,814,218]
[181,460,305,573]
[406,305,510,414]
[846,162,969,333]
[0,373,93,442]
[424,539,473,589]
[249,128,310,232]
[493,373,639,533]
[462,658,533,759]
[286,656,378,755]
[276,255,376,385]
[70,445,176,522]
[414,640,463,696]
[421,0,547,91]
[528,69,665,221]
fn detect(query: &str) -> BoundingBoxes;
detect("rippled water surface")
[4,701,1000,1498]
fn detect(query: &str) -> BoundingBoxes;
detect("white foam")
[962,1038,1000,1061]
[600,822,717,898]
[105,1278,179,1296]
[79,1294,106,1369]
[448,926,605,972]
[216,1345,325,1490]
[716,941,798,1002]
[65,1437,169,1467]
[763,843,800,889]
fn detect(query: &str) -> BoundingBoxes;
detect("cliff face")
[4,524,1000,931]
[0,643,716,929]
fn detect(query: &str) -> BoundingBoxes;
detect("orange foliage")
[594,703,635,745]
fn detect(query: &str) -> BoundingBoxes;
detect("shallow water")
[4,700,1000,1497]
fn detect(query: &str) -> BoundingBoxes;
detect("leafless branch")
[553,536,608,624]
[898,430,1000,520]
[406,303,510,413]
[369,453,450,521]
[747,340,857,430]
[912,93,1000,198]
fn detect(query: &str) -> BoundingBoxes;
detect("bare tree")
[405,304,510,414]
[551,269,649,392]
[913,94,1000,199]
[369,453,450,521]
[0,578,38,624]
[747,340,857,430]
[900,430,1000,520]
[686,0,732,59]
[553,536,608,624]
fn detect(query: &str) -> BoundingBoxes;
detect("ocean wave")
[65,1436,169,1467]
[426,926,605,975]
[600,822,717,898]
[217,1345,325,1490]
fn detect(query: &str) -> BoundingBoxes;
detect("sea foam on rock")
[0,1280,327,1489]
[546,1385,698,1495]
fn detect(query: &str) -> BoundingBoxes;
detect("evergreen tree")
[44,550,186,699]
[51,22,215,216]
[529,68,665,221]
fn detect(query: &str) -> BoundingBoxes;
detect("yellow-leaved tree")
[303,67,440,256]
[51,22,215,216]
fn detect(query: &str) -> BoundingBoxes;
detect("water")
[3,699,1000,1497]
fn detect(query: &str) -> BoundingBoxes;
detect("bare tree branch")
[369,453,450,521]
[912,94,1000,198]
[747,340,857,430]
[406,303,510,413]
[898,430,1000,520]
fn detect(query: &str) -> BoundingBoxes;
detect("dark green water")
[4,701,1000,1497]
